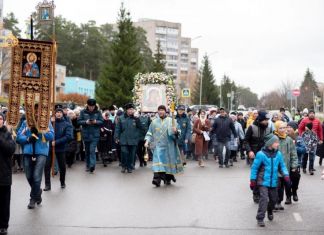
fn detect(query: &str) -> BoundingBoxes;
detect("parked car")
[190,105,218,112]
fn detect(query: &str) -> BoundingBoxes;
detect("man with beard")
[244,110,271,203]
[114,103,142,173]
[145,105,184,187]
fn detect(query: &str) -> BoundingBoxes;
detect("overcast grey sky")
[5,0,324,97]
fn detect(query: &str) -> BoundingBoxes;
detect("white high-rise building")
[134,19,199,102]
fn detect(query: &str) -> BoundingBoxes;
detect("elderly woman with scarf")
[193,110,211,167]
[273,121,298,210]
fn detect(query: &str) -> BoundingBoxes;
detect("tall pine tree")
[152,40,166,72]
[3,12,21,37]
[192,55,218,105]
[220,75,236,110]
[96,4,143,106]
[299,68,319,109]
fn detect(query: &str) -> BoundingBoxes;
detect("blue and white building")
[65,77,95,98]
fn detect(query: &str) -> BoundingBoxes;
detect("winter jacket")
[78,106,104,142]
[244,120,271,154]
[0,126,16,185]
[250,147,289,188]
[296,136,307,155]
[16,121,54,157]
[114,113,142,146]
[229,122,244,151]
[277,135,298,172]
[302,130,318,153]
[237,118,246,134]
[176,113,191,145]
[212,115,237,143]
[298,117,323,141]
[138,116,151,141]
[52,117,73,153]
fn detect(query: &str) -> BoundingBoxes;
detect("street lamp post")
[227,93,231,110]
[199,74,202,106]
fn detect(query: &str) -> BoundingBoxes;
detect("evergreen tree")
[3,12,21,37]
[152,40,166,72]
[220,75,236,110]
[299,68,319,109]
[191,55,218,105]
[96,3,144,106]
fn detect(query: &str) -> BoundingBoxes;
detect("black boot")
[152,178,161,187]
[285,197,292,205]
[292,191,299,201]
[44,185,51,191]
[267,211,274,221]
[28,199,36,209]
[257,220,265,227]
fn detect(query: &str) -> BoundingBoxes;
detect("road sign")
[292,89,300,97]
[181,88,190,98]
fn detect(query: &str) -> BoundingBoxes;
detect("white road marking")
[293,212,303,222]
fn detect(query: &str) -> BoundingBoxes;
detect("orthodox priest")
[145,105,184,187]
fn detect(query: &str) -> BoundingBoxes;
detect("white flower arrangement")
[133,72,176,111]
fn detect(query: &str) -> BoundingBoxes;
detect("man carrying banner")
[16,104,54,209]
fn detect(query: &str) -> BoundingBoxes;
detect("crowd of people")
[1,100,324,233]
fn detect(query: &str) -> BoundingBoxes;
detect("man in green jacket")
[114,104,142,173]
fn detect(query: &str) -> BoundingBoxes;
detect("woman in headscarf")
[273,121,298,210]
[193,110,211,167]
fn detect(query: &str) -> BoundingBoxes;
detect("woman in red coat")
[194,110,211,167]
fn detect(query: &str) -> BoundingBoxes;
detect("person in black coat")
[0,113,16,235]
[98,111,114,167]
[211,108,237,167]
[44,108,73,191]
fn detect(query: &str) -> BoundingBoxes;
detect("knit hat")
[306,122,313,130]
[124,103,135,110]
[302,108,309,114]
[257,111,270,122]
[264,133,279,147]
[55,108,64,114]
[177,105,186,110]
[87,99,96,106]
[287,121,298,131]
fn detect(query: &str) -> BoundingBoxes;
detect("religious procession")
[1,0,324,235]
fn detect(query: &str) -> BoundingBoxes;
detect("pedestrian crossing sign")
[181,88,190,98]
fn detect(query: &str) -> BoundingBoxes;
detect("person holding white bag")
[193,110,211,167]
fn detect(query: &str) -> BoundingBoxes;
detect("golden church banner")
[7,39,55,131]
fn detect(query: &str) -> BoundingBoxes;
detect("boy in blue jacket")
[250,133,290,227]
[16,105,54,210]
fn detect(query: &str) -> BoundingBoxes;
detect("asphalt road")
[8,156,324,235]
